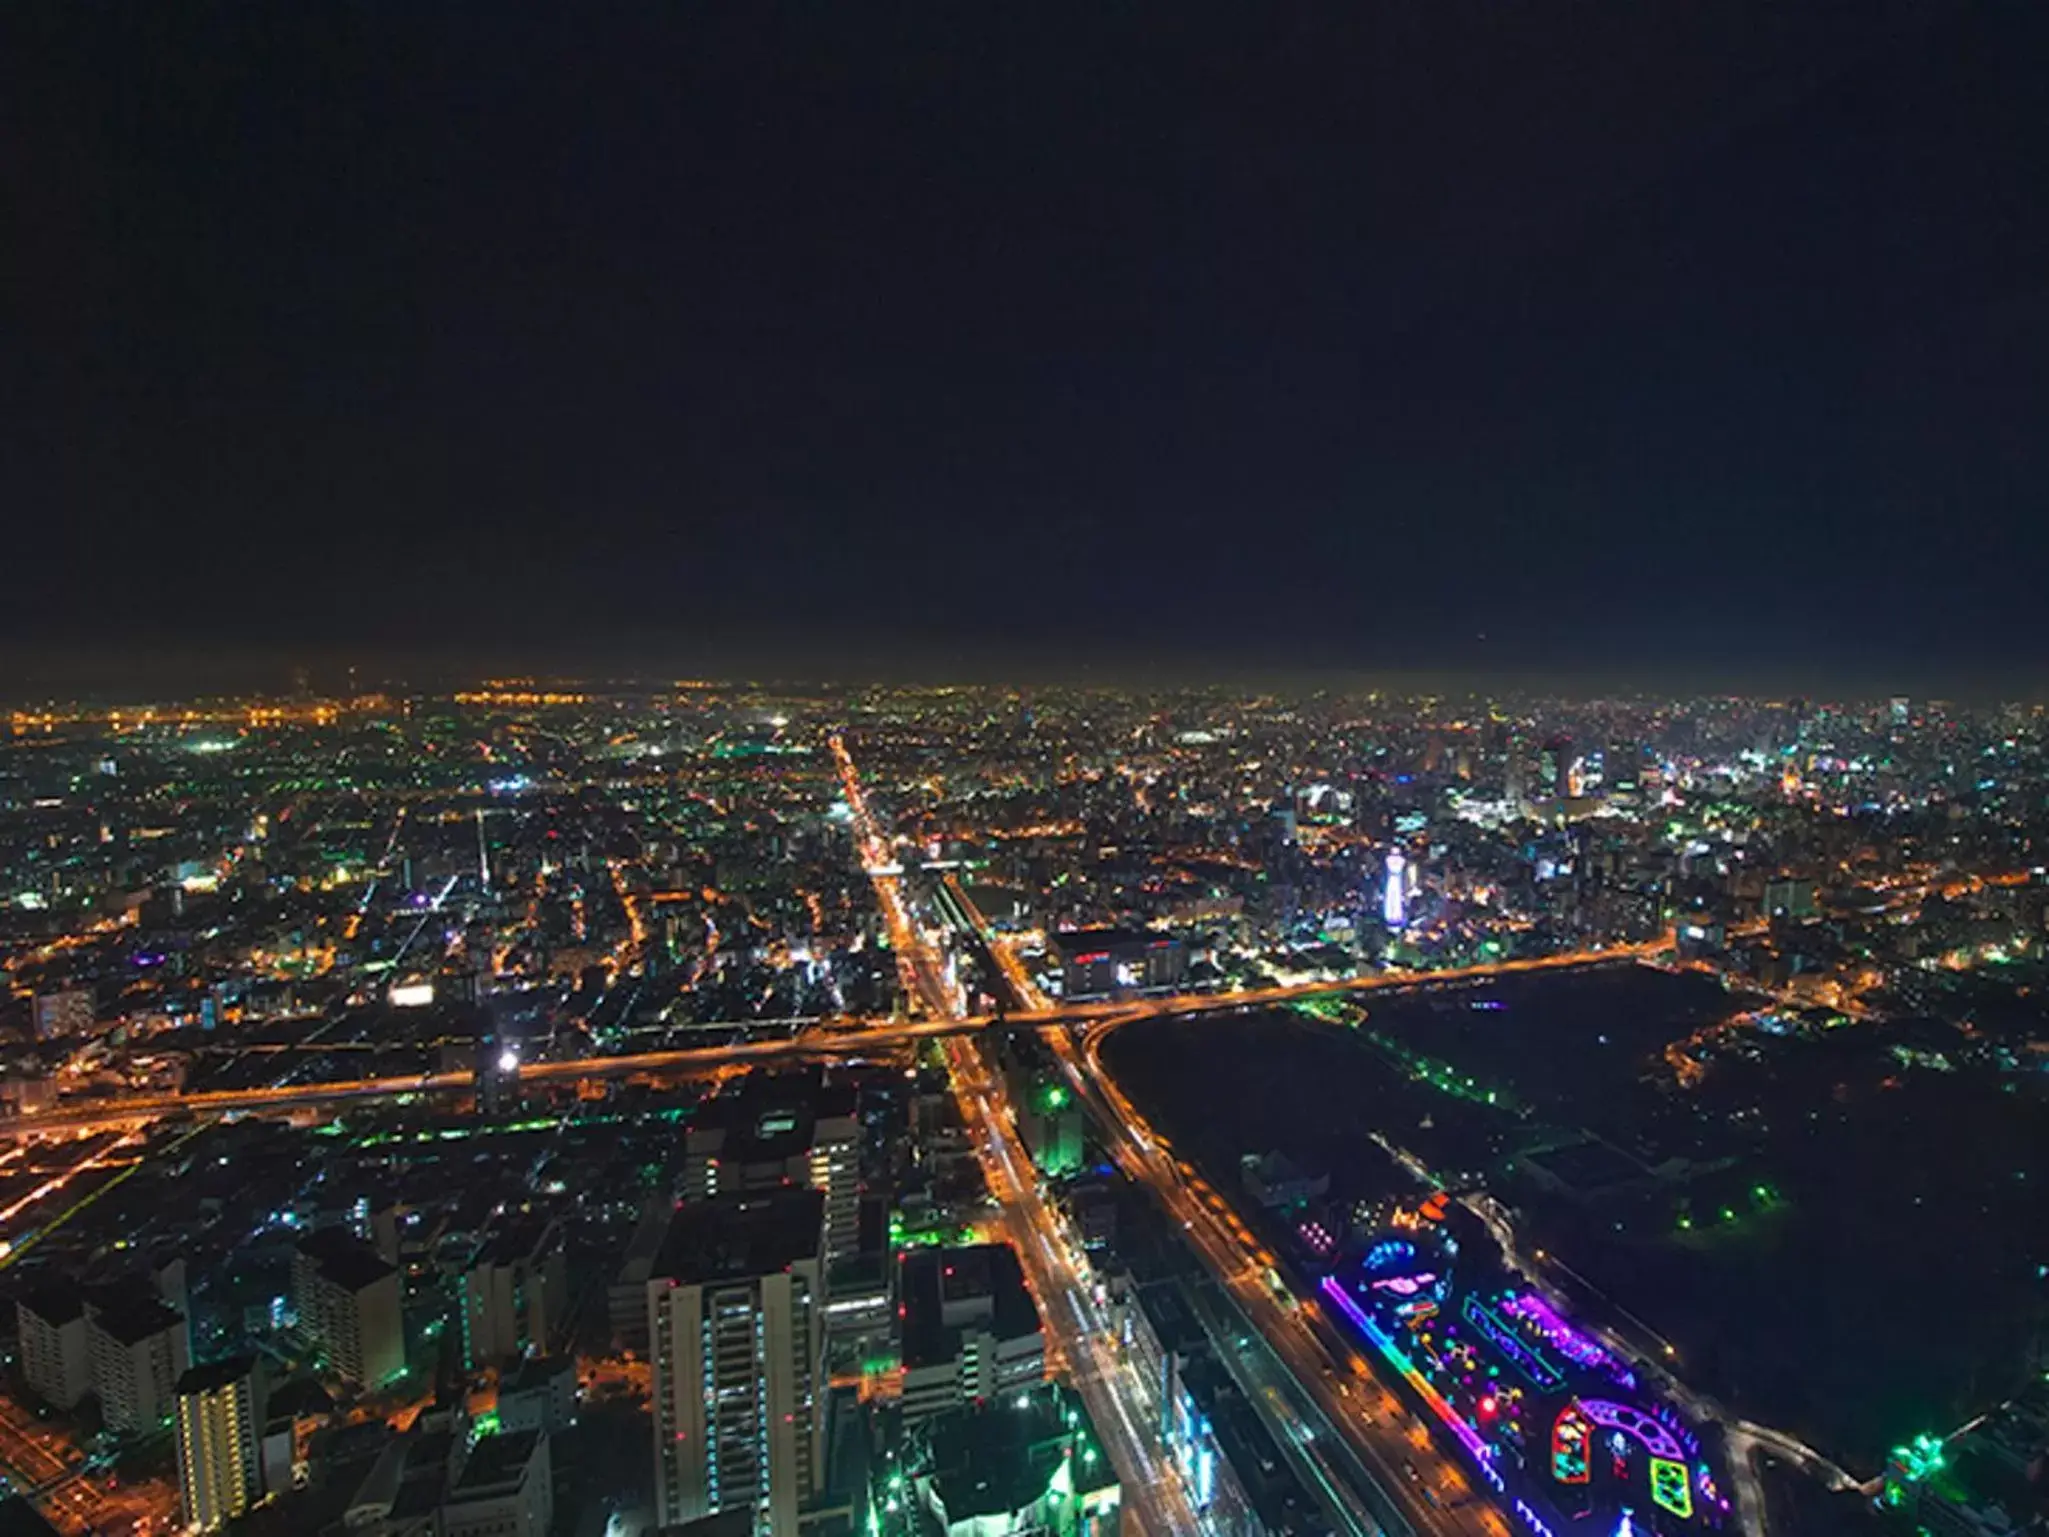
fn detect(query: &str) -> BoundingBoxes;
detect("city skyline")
[0,679,2039,1535]
[4,5,2045,1534]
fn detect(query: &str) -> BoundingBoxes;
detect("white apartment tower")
[647,1188,825,1536]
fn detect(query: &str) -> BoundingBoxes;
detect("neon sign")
[1551,1404,1589,1484]
[1498,1291,1636,1387]
[1370,1272,1439,1297]
[1462,1294,1565,1391]
[1577,1399,1686,1462]
[1650,1457,1693,1520]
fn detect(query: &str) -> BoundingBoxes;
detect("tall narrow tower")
[648,1189,826,1534]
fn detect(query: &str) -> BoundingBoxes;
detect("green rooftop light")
[1890,1433,1946,1485]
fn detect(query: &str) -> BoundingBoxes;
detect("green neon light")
[1650,1457,1692,1519]
[1889,1433,1945,1484]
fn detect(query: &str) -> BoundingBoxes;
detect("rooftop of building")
[690,1067,856,1165]
[450,1428,544,1497]
[89,1294,183,1348]
[297,1227,399,1293]
[900,1244,1041,1369]
[655,1188,823,1285]
[267,1376,334,1422]
[919,1383,1116,1520]
[15,1284,83,1328]
[1051,927,1175,956]
[351,1426,458,1523]
[1128,1278,1205,1356]
[177,1355,256,1397]
[1183,1357,1324,1534]
[502,1354,575,1401]
[470,1216,559,1271]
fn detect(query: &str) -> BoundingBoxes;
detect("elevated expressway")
[0,943,1660,1139]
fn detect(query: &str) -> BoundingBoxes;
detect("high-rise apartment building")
[17,1288,91,1410]
[175,1356,266,1532]
[88,1297,191,1434]
[647,1188,825,1535]
[461,1217,567,1369]
[685,1071,859,1265]
[291,1229,404,1388]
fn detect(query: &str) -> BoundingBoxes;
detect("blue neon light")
[1462,1294,1565,1391]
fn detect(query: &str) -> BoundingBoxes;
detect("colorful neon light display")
[1364,1239,1415,1269]
[1650,1458,1693,1520]
[1371,1271,1439,1297]
[1354,1234,1448,1318]
[1577,1399,1686,1462]
[1552,1404,1589,1483]
[1321,1275,1493,1465]
[1335,1229,1723,1533]
[1499,1291,1636,1387]
[1463,1294,1565,1390]
[1696,1461,1723,1509]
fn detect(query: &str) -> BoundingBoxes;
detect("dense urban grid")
[0,681,2041,1537]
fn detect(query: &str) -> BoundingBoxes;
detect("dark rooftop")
[922,1383,1115,1519]
[297,1227,398,1294]
[90,1295,183,1348]
[693,1068,856,1167]
[15,1285,83,1328]
[178,1355,257,1397]
[655,1189,823,1285]
[267,1376,334,1422]
[1053,928,1173,955]
[471,1217,559,1272]
[900,1244,1041,1370]
[451,1428,544,1496]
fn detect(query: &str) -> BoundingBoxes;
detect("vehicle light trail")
[834,733,1202,1536]
[1060,1014,1509,1537]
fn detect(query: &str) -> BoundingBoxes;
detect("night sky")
[6,5,2048,690]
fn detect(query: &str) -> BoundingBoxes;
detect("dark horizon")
[5,633,2046,707]
[8,5,2048,681]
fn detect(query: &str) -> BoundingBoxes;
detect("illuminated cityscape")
[0,684,2032,1537]
[7,6,2047,1536]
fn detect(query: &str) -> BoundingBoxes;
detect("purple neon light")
[1499,1292,1637,1387]
[1320,1276,1494,1465]
[1577,1399,1685,1462]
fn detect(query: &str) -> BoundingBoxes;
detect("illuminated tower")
[176,1356,266,1532]
[1382,851,1408,929]
[648,1189,825,1534]
[476,1031,519,1120]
